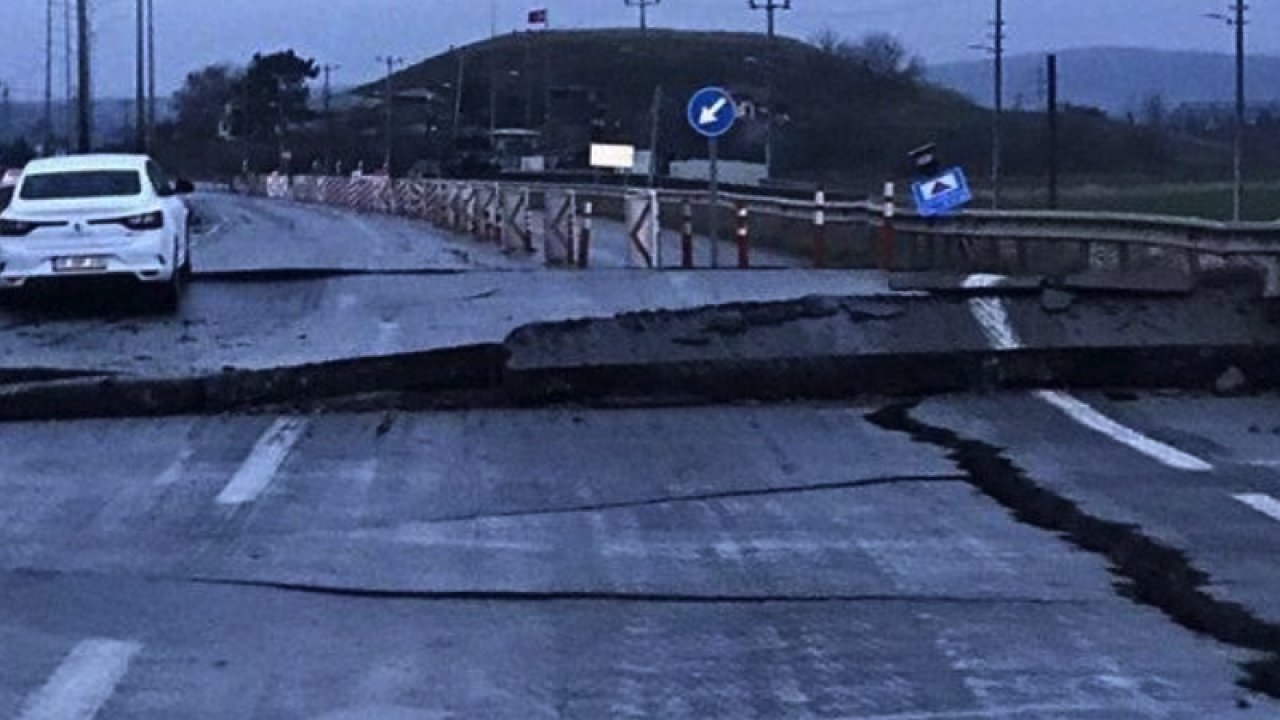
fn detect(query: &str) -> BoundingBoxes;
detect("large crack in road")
[866,401,1280,699]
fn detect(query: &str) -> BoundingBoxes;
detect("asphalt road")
[0,192,875,377]
[2,401,1276,719]
[2,192,1279,718]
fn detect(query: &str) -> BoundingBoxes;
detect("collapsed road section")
[0,279,1276,420]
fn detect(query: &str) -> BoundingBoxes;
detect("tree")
[236,50,319,144]
[851,32,924,80]
[810,30,923,81]
[171,64,241,139]
[1139,93,1166,129]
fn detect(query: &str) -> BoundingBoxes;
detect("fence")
[232,173,1280,296]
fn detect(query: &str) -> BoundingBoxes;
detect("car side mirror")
[173,179,195,195]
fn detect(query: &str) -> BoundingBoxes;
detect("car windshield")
[19,170,142,200]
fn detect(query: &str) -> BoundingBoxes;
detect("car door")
[146,161,189,265]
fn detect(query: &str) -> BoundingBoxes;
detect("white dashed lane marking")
[215,417,309,505]
[962,274,1214,473]
[17,639,142,720]
[1235,493,1280,523]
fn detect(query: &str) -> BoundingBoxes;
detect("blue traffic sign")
[687,87,737,139]
[911,167,973,217]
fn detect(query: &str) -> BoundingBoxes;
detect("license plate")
[53,256,109,273]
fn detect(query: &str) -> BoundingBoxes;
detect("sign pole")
[709,136,720,269]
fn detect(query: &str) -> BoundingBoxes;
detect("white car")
[0,154,193,309]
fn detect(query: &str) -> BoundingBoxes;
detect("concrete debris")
[1214,366,1248,396]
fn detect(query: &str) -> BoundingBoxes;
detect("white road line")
[1035,390,1214,472]
[1235,493,1280,523]
[215,417,309,505]
[838,702,1166,720]
[961,274,1022,350]
[17,639,142,720]
[961,274,1213,473]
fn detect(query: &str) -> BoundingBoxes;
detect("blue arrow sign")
[687,87,737,139]
[911,167,973,217]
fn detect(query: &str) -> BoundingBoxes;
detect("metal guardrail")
[232,173,1280,295]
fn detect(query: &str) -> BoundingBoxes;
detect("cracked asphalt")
[2,193,1279,718]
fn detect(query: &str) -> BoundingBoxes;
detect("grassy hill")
[347,30,1234,190]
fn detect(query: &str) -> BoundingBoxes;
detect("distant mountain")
[928,48,1280,117]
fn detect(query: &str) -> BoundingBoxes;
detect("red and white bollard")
[813,188,827,269]
[578,201,594,269]
[735,202,751,269]
[681,199,694,269]
[879,181,896,271]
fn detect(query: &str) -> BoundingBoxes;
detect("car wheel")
[151,271,183,313]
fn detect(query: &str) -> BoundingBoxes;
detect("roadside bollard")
[736,202,751,269]
[681,199,695,269]
[522,188,534,253]
[578,201,594,269]
[879,181,896,271]
[813,188,827,269]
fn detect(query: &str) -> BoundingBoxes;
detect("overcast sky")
[0,0,1274,100]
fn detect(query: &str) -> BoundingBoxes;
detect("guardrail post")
[879,182,896,271]
[491,183,503,244]
[578,201,593,269]
[736,202,751,269]
[681,199,694,269]
[813,188,827,269]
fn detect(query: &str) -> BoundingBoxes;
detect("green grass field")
[993,182,1280,222]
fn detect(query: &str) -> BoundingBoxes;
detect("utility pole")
[76,0,91,152]
[750,1,791,178]
[648,85,662,187]
[748,0,791,40]
[377,56,405,173]
[134,0,145,152]
[147,0,155,147]
[1,85,11,145]
[992,0,1005,209]
[1208,3,1248,221]
[452,49,466,141]
[45,0,54,152]
[1046,53,1059,210]
[623,0,660,30]
[971,0,1006,209]
[64,0,72,147]
[321,64,339,169]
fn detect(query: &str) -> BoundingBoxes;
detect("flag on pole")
[528,7,548,27]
